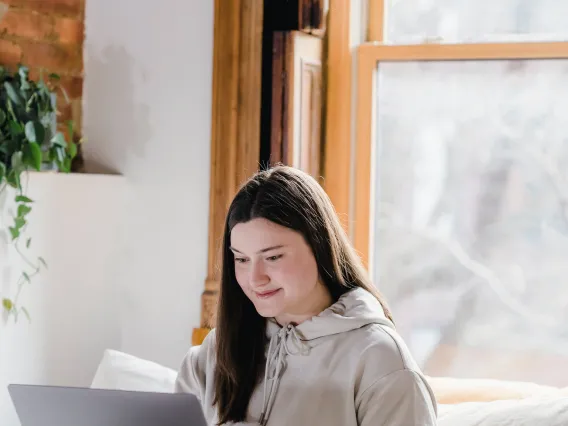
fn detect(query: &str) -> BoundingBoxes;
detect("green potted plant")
[0,64,78,321]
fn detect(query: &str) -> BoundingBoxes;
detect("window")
[384,0,568,44]
[327,0,568,386]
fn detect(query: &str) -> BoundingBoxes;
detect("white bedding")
[91,349,568,425]
[91,349,177,393]
[438,396,568,426]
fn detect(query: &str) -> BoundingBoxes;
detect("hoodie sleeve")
[356,368,438,426]
[174,329,216,400]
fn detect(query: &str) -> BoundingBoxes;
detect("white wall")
[0,172,127,426]
[0,0,213,424]
[82,0,213,368]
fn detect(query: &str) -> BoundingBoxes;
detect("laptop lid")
[8,384,207,426]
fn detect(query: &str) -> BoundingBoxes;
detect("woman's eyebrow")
[230,245,285,254]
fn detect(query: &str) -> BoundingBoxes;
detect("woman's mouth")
[255,289,282,299]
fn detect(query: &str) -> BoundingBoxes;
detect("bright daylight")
[1,1,567,425]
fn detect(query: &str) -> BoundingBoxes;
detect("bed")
[91,349,568,425]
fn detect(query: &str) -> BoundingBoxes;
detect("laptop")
[8,384,207,426]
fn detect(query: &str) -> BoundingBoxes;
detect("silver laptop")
[8,384,207,426]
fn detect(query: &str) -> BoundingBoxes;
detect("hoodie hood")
[259,288,394,425]
[266,287,394,341]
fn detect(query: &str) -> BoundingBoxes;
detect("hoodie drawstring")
[259,324,308,426]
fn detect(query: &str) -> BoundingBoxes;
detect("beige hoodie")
[175,288,438,425]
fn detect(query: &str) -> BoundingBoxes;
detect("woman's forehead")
[230,219,302,252]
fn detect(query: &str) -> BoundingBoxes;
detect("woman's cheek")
[273,257,297,280]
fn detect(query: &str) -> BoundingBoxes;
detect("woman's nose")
[249,261,269,287]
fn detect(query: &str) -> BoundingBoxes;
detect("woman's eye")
[235,257,248,264]
[266,254,283,262]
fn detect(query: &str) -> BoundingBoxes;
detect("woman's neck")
[275,283,333,326]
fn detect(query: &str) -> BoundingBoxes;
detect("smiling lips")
[255,289,282,299]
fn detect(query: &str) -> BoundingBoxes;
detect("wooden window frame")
[326,0,568,270]
[322,0,353,231]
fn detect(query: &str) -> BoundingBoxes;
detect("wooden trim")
[270,32,288,165]
[284,31,324,178]
[305,0,324,31]
[367,0,384,42]
[352,49,375,269]
[323,0,353,231]
[192,328,212,347]
[193,0,264,346]
[359,41,568,62]
[308,0,328,37]
[284,33,296,166]
[352,40,568,268]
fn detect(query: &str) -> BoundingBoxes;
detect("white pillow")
[438,396,568,426]
[91,349,178,393]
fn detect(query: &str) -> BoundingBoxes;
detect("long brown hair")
[213,165,393,424]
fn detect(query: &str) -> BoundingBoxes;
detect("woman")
[176,166,437,425]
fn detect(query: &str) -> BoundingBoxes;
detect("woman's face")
[230,218,332,325]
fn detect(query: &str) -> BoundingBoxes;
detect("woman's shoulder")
[179,328,218,371]
[351,323,422,377]
[348,324,437,419]
[174,329,217,395]
[193,328,218,363]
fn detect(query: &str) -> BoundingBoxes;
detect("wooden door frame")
[194,0,326,345]
[193,0,264,345]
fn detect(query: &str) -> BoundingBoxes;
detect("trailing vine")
[0,65,78,322]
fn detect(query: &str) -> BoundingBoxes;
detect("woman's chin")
[253,299,285,319]
[254,304,282,318]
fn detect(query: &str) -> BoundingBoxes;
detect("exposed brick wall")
[0,0,84,145]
